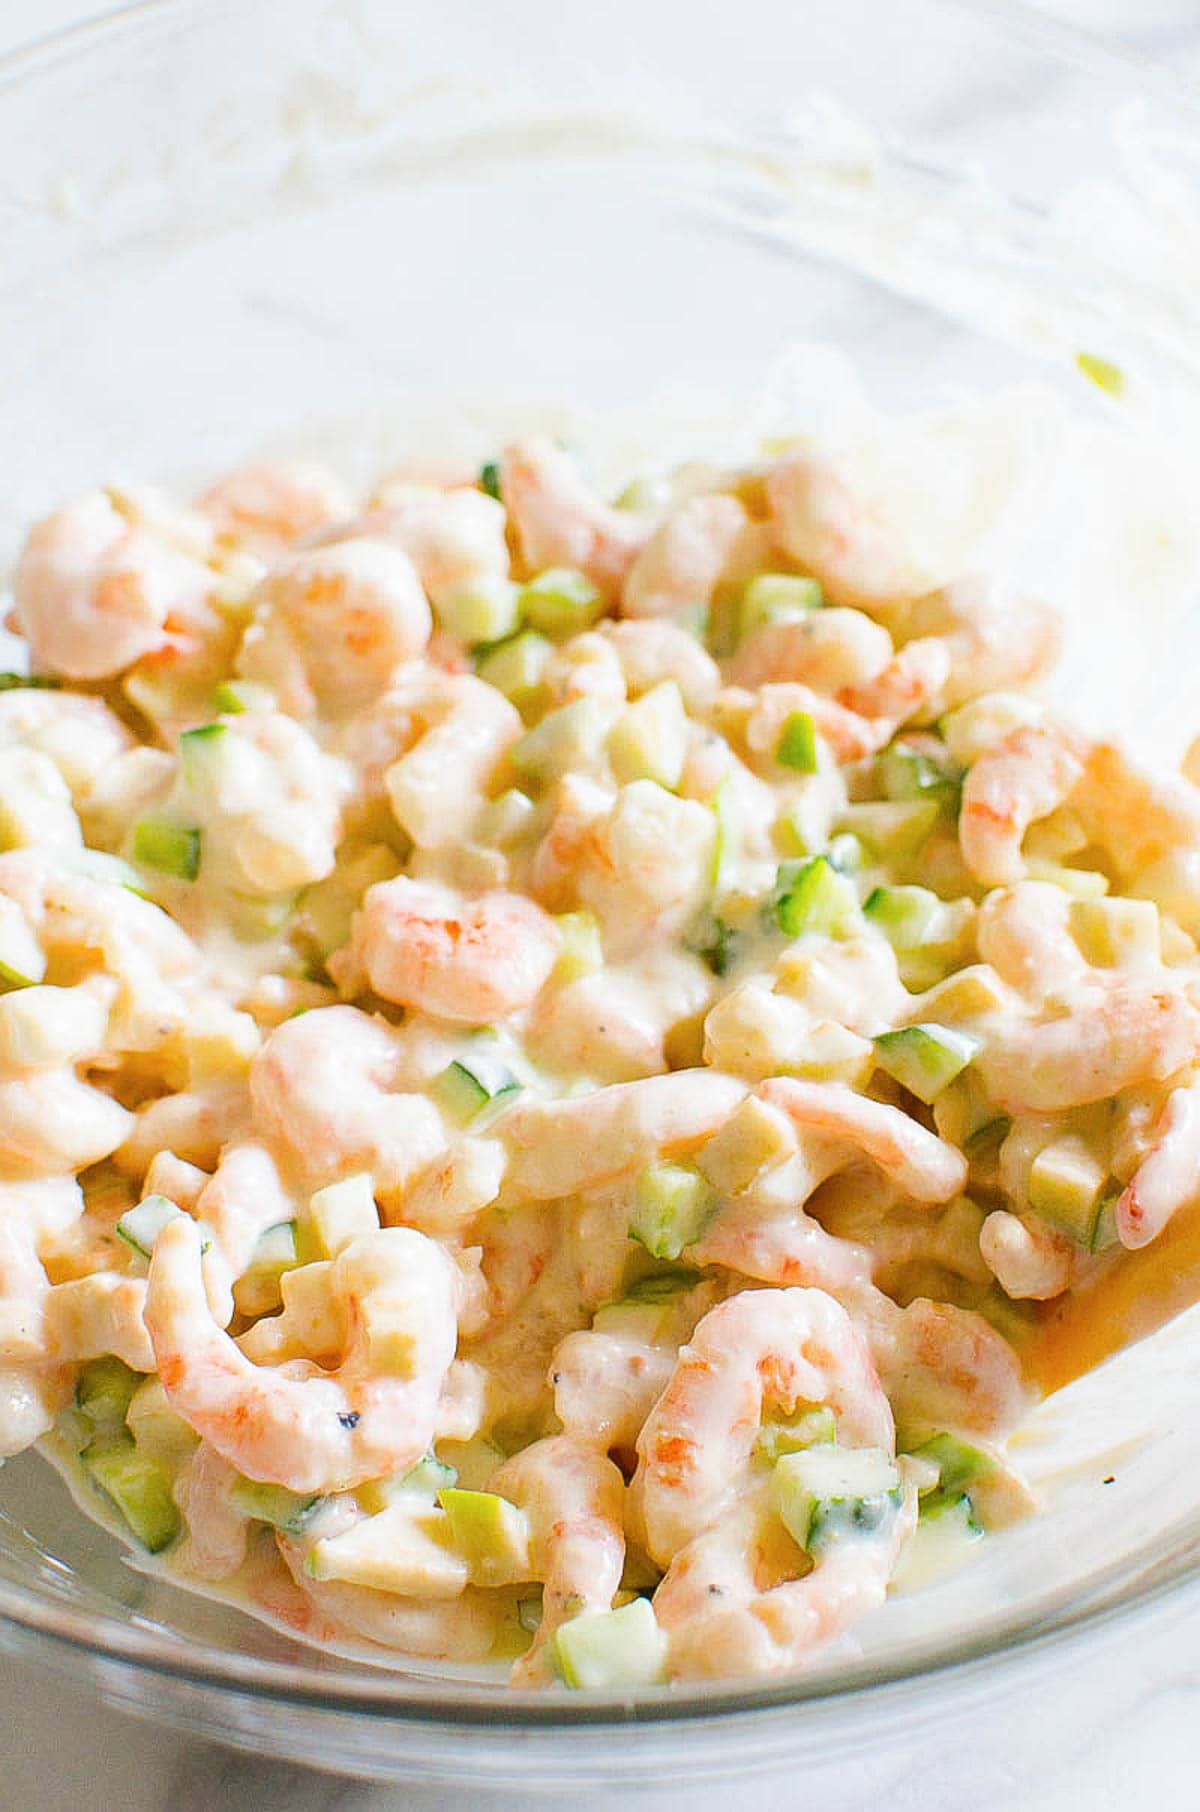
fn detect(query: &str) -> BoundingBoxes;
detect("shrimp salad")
[1,436,1198,1689]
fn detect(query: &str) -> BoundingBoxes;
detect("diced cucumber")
[918,1488,984,1535]
[307,1173,379,1259]
[552,1596,668,1689]
[826,832,864,875]
[0,895,46,991]
[864,886,974,985]
[708,778,739,894]
[116,1194,192,1260]
[228,1477,327,1533]
[622,1266,705,1305]
[740,573,823,637]
[755,1404,836,1463]
[478,460,502,500]
[835,800,940,862]
[771,1445,902,1555]
[76,1356,142,1428]
[775,710,819,774]
[244,1220,298,1281]
[356,1455,461,1516]
[873,1024,979,1104]
[552,909,604,981]
[0,672,60,692]
[124,1377,198,1461]
[906,1432,992,1497]
[510,697,609,786]
[1028,1135,1108,1244]
[863,883,943,949]
[690,913,740,978]
[772,856,858,939]
[696,1095,796,1196]
[608,681,688,790]
[437,575,521,646]
[178,721,230,787]
[875,743,963,815]
[628,1162,715,1261]
[1024,859,1109,899]
[519,567,604,638]
[431,1054,521,1128]
[479,788,539,850]
[1069,896,1160,968]
[81,1429,181,1553]
[307,1502,468,1597]
[211,679,275,715]
[437,1487,533,1587]
[132,814,201,881]
[1090,1193,1121,1254]
[474,630,553,714]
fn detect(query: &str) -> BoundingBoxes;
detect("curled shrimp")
[248,1005,446,1196]
[192,1142,299,1324]
[622,492,758,621]
[975,882,1089,1001]
[959,725,1085,886]
[501,1069,748,1199]
[869,1295,1030,1438]
[236,538,433,717]
[978,1210,1074,1300]
[568,779,719,959]
[598,619,721,712]
[339,875,561,1024]
[764,451,918,614]
[635,1287,894,1565]
[758,1079,967,1203]
[196,461,353,555]
[0,689,133,801]
[353,479,510,608]
[491,1435,626,1685]
[1071,739,1200,892]
[653,1476,913,1681]
[976,983,1200,1114]
[175,1442,251,1582]
[145,1218,459,1493]
[742,682,893,767]
[893,577,1061,717]
[500,437,648,598]
[838,636,952,726]
[11,490,214,680]
[0,1179,91,1455]
[381,672,522,850]
[1115,1075,1200,1249]
[729,608,894,695]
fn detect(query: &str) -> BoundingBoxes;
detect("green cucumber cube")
[740,573,823,637]
[510,697,608,786]
[773,856,858,939]
[307,1173,379,1259]
[775,709,819,774]
[906,1432,992,1497]
[875,743,963,814]
[553,909,604,981]
[437,575,521,646]
[552,1595,667,1689]
[622,1267,705,1305]
[1028,1135,1108,1244]
[178,721,230,788]
[873,1023,979,1104]
[76,1356,143,1428]
[81,1429,181,1553]
[474,631,553,713]
[1090,1193,1121,1254]
[835,800,940,861]
[437,1487,532,1586]
[478,460,502,500]
[116,1194,190,1261]
[771,1445,902,1555]
[519,567,604,638]
[211,679,275,715]
[132,814,201,881]
[608,681,688,790]
[431,1053,521,1128]
[228,1477,327,1533]
[755,1404,837,1463]
[628,1162,714,1261]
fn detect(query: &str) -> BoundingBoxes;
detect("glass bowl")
[3,0,1200,1788]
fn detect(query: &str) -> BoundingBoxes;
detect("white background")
[2,1,1200,1808]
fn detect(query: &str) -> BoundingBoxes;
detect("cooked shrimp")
[0,1069,133,1178]
[838,636,952,726]
[1071,739,1200,888]
[976,983,1200,1114]
[869,1295,1030,1438]
[959,725,1086,886]
[979,1210,1075,1300]
[175,1441,250,1581]
[197,461,352,555]
[764,451,918,614]
[730,608,894,695]
[193,1142,299,1323]
[1115,1075,1200,1249]
[975,882,1089,1001]
[551,1327,680,1454]
[570,780,718,959]
[758,1079,967,1202]
[0,689,134,801]
[340,875,560,1024]
[354,480,509,608]
[491,1435,626,1685]
[742,682,893,767]
[11,490,214,680]
[145,1218,459,1493]
[500,437,648,598]
[894,577,1062,716]
[690,1180,873,1297]
[598,619,721,711]
[653,1475,913,1681]
[502,1070,747,1199]
[235,539,433,717]
[622,492,757,620]
[381,672,521,850]
[248,1005,446,1196]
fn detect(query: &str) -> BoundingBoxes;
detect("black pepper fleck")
[338,1411,361,1429]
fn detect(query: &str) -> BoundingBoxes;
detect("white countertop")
[4,1,1200,1808]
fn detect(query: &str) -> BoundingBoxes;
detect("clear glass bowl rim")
[1,0,1199,1733]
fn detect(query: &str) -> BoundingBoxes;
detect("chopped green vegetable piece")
[964,1114,1010,1159]
[437,575,521,646]
[771,1445,902,1556]
[228,1477,327,1532]
[775,710,819,773]
[863,884,943,949]
[81,1429,181,1552]
[919,1488,984,1534]
[873,1023,979,1104]
[116,1194,191,1260]
[552,1596,667,1689]
[553,909,604,982]
[178,721,229,786]
[0,672,61,691]
[307,1173,379,1259]
[740,572,823,638]
[755,1405,836,1463]
[475,630,553,714]
[510,697,608,786]
[875,743,963,816]
[132,814,201,881]
[76,1356,142,1428]
[211,678,275,715]
[519,567,603,638]
[773,856,858,939]
[629,1162,714,1261]
[1076,351,1125,396]
[1028,1135,1108,1244]
[437,1487,532,1587]
[431,1053,521,1128]
[478,460,502,500]
[245,1220,298,1281]
[906,1432,992,1497]
[623,1267,705,1304]
[1090,1193,1121,1254]
[690,914,740,977]
[836,800,940,861]
[609,681,688,789]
